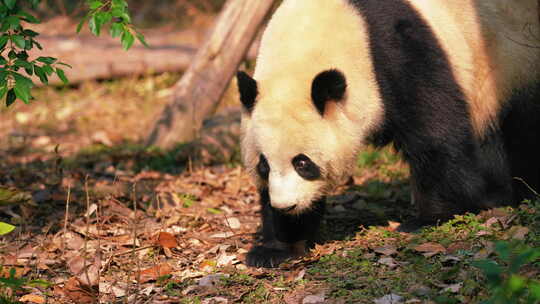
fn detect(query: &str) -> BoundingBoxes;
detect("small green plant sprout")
[78,0,148,50]
[473,241,540,304]
[0,221,15,235]
[0,267,51,303]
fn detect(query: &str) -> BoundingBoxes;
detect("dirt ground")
[0,32,538,304]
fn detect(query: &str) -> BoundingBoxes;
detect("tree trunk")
[145,0,275,149]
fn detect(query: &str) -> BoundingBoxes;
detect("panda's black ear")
[311,69,347,116]
[237,71,258,113]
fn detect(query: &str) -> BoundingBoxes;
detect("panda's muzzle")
[278,205,296,212]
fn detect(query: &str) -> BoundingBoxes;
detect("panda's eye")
[257,154,270,180]
[292,154,320,180]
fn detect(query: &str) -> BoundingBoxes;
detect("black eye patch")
[257,154,270,180]
[292,154,320,180]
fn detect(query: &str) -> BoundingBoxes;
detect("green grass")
[306,201,540,303]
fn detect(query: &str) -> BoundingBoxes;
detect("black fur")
[502,83,540,202]
[257,154,270,180]
[237,71,258,113]
[246,188,325,267]
[292,154,321,180]
[348,0,523,224]
[311,69,347,115]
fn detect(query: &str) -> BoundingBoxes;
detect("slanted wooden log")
[31,34,198,85]
[145,0,275,149]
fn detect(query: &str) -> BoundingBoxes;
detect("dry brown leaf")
[0,254,17,266]
[77,263,99,287]
[199,274,226,287]
[479,208,510,220]
[474,241,495,259]
[374,245,398,256]
[210,232,234,238]
[374,294,403,304]
[442,282,463,293]
[84,203,98,217]
[16,245,39,259]
[302,292,326,304]
[54,231,84,251]
[156,231,178,249]
[483,217,499,228]
[104,234,140,246]
[68,256,86,275]
[446,241,472,254]
[387,221,401,231]
[311,243,337,258]
[286,268,306,282]
[136,263,173,283]
[134,170,163,181]
[216,253,237,267]
[506,226,529,240]
[414,242,446,257]
[284,291,308,304]
[19,294,46,304]
[99,282,127,297]
[66,254,100,287]
[63,277,95,304]
[224,217,241,229]
[199,260,217,272]
[378,257,399,268]
[202,296,229,304]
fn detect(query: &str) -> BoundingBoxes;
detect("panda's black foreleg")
[246,188,325,268]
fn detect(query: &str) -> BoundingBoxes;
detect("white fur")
[242,0,383,213]
[409,0,540,135]
[241,0,540,213]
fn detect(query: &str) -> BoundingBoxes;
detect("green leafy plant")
[0,267,51,304]
[0,0,145,107]
[0,0,71,106]
[77,0,147,50]
[0,222,15,235]
[473,241,540,304]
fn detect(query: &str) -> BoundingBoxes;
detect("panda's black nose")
[280,205,296,212]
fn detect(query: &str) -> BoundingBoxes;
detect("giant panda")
[236,0,540,268]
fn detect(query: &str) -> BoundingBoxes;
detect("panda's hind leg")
[246,188,325,268]
[502,83,540,203]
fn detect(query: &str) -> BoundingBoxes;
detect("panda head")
[236,0,384,214]
[237,70,351,212]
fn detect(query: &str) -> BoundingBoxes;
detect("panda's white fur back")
[407,0,540,135]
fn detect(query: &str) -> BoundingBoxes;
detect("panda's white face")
[247,103,348,212]
[238,0,385,213]
[241,72,376,213]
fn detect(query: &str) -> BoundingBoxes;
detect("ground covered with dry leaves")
[0,75,539,304]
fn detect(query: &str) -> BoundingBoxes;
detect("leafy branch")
[0,0,146,107]
[77,0,148,50]
[0,0,70,106]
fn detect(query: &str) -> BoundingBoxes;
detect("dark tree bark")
[145,0,275,149]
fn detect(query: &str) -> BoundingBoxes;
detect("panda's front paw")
[397,218,436,233]
[245,246,294,268]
